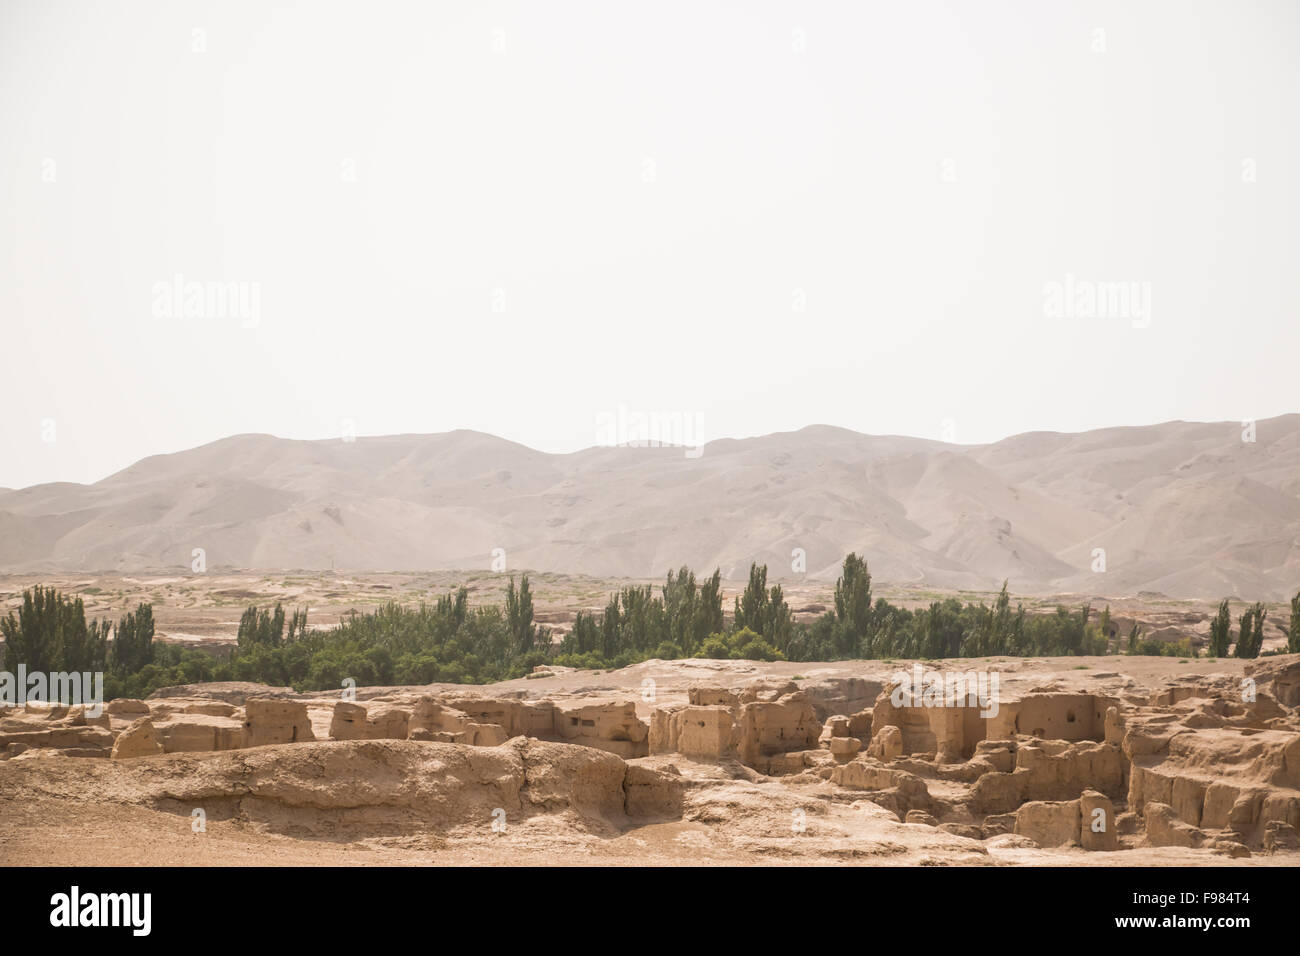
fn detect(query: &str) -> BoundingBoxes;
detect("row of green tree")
[0,585,156,678]
[3,557,1299,700]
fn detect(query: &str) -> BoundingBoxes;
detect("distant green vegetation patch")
[2,556,1298,701]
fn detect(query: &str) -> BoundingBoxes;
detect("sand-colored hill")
[2,416,1299,599]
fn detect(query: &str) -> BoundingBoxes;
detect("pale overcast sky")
[2,0,1297,489]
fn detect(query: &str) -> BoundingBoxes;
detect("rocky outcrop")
[111,717,164,760]
[799,678,883,721]
[0,708,115,759]
[153,714,244,753]
[106,699,151,717]
[1014,799,1081,847]
[1123,710,1300,849]
[867,725,904,761]
[1080,789,1118,851]
[829,759,932,819]
[1142,802,1203,848]
[147,682,299,705]
[105,738,679,838]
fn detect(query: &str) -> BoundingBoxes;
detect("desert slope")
[1,416,1298,599]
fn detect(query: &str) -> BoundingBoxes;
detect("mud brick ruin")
[3,655,1299,861]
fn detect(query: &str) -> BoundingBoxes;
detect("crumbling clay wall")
[243,698,316,748]
[552,701,648,758]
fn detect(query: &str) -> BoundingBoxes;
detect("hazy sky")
[2,0,1298,489]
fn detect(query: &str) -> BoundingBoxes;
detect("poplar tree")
[1289,591,1300,654]
[1208,599,1232,658]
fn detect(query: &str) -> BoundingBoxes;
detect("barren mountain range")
[2,415,1298,600]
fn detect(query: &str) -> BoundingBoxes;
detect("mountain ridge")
[3,415,1299,600]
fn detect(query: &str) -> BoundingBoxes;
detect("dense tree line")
[0,585,141,676]
[237,603,308,648]
[3,562,1299,701]
[559,567,726,662]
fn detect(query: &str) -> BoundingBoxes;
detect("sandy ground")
[0,783,1262,868]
